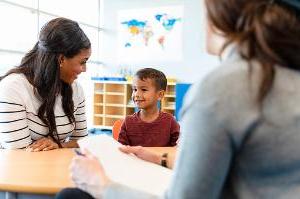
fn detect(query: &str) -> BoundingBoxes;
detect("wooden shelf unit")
[161,82,176,115]
[93,80,176,129]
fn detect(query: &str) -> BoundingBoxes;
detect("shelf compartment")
[94,83,104,92]
[162,97,175,108]
[105,106,124,116]
[105,84,126,93]
[105,95,124,104]
[104,117,122,127]
[94,105,103,114]
[94,94,104,103]
[165,85,175,95]
[93,116,103,126]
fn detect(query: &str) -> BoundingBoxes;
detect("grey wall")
[100,0,219,83]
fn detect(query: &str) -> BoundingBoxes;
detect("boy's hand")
[119,145,161,165]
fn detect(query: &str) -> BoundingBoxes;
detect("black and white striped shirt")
[0,73,88,149]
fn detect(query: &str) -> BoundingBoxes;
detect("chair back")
[112,119,124,140]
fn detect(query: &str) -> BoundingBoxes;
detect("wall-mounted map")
[117,5,183,63]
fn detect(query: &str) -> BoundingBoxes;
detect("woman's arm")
[70,99,88,140]
[0,78,32,149]
[69,83,88,143]
[0,101,31,149]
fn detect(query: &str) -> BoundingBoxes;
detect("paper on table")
[78,135,172,196]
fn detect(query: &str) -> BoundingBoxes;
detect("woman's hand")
[119,145,161,165]
[70,149,111,199]
[26,137,59,152]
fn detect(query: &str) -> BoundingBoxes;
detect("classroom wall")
[100,0,220,83]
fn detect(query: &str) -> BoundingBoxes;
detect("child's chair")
[112,119,124,140]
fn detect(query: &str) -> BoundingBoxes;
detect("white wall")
[100,0,219,83]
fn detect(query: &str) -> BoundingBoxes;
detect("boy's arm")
[117,121,130,145]
[170,118,180,146]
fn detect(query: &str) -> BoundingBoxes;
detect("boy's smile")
[132,77,164,111]
[134,99,145,105]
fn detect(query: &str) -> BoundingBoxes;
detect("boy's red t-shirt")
[118,111,180,147]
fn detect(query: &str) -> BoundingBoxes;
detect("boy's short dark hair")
[135,68,167,91]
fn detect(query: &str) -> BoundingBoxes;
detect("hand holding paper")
[73,135,172,196]
[70,148,111,199]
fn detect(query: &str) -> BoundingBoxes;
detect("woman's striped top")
[0,73,88,149]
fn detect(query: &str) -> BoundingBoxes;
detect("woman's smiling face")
[59,48,91,84]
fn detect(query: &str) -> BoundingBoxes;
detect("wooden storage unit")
[93,84,104,126]
[92,80,176,129]
[93,81,127,129]
[161,82,176,115]
[125,81,135,116]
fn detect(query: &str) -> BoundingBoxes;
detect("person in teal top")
[56,0,300,198]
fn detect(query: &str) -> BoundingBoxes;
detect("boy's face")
[132,77,164,110]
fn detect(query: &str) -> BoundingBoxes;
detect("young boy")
[118,68,180,147]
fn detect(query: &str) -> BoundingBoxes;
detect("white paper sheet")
[78,135,172,196]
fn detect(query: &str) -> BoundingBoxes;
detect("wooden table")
[0,149,74,195]
[0,147,176,195]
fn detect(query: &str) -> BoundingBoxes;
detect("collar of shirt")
[220,43,237,61]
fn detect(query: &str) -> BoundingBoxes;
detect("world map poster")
[117,5,183,63]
